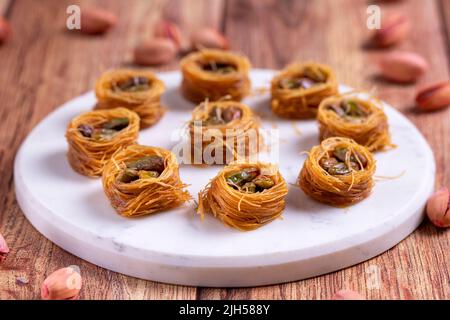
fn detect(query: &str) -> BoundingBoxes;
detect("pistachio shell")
[378,51,428,83]
[41,267,82,300]
[80,7,117,35]
[332,289,364,300]
[416,82,450,112]
[0,232,9,263]
[154,20,183,49]
[372,13,410,47]
[191,28,229,50]
[0,18,11,44]
[426,188,450,228]
[133,38,177,66]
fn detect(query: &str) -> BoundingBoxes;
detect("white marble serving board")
[14,70,435,287]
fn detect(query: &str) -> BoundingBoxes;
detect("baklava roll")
[198,162,288,231]
[188,100,261,164]
[271,62,338,119]
[102,145,190,217]
[298,137,375,206]
[180,49,251,103]
[95,69,165,128]
[66,107,139,177]
[317,95,391,151]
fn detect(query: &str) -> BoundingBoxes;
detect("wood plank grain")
[0,0,221,300]
[1,0,449,300]
[198,0,450,300]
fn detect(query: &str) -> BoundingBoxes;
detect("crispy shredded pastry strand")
[298,137,376,206]
[102,145,190,217]
[317,94,391,151]
[198,162,288,231]
[188,100,261,164]
[66,107,140,177]
[180,49,251,103]
[95,69,165,129]
[271,62,338,119]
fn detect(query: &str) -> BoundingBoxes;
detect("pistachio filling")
[201,61,237,74]
[196,106,243,126]
[226,167,275,193]
[119,155,165,183]
[114,76,150,92]
[327,99,369,123]
[279,66,327,90]
[77,117,129,141]
[319,147,368,175]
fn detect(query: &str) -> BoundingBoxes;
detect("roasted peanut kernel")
[332,289,364,300]
[372,13,410,47]
[378,51,428,83]
[80,7,117,35]
[154,20,183,49]
[416,82,450,112]
[426,188,450,228]
[41,267,82,300]
[133,38,177,66]
[191,28,229,50]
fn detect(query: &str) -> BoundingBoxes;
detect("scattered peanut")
[372,13,410,47]
[154,20,183,49]
[191,28,229,50]
[426,188,450,228]
[416,82,450,112]
[80,7,117,35]
[378,51,428,83]
[332,289,364,300]
[0,232,9,263]
[41,267,82,300]
[0,18,11,44]
[133,38,177,66]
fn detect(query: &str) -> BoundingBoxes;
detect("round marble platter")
[14,69,435,287]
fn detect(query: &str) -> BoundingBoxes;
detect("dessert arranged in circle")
[188,100,261,164]
[298,137,376,207]
[198,162,288,231]
[102,145,190,217]
[66,107,140,177]
[271,62,338,119]
[317,95,391,151]
[180,49,251,103]
[63,49,393,230]
[95,69,166,129]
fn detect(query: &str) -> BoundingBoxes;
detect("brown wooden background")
[0,0,449,300]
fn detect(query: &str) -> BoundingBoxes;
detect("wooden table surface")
[0,0,449,300]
